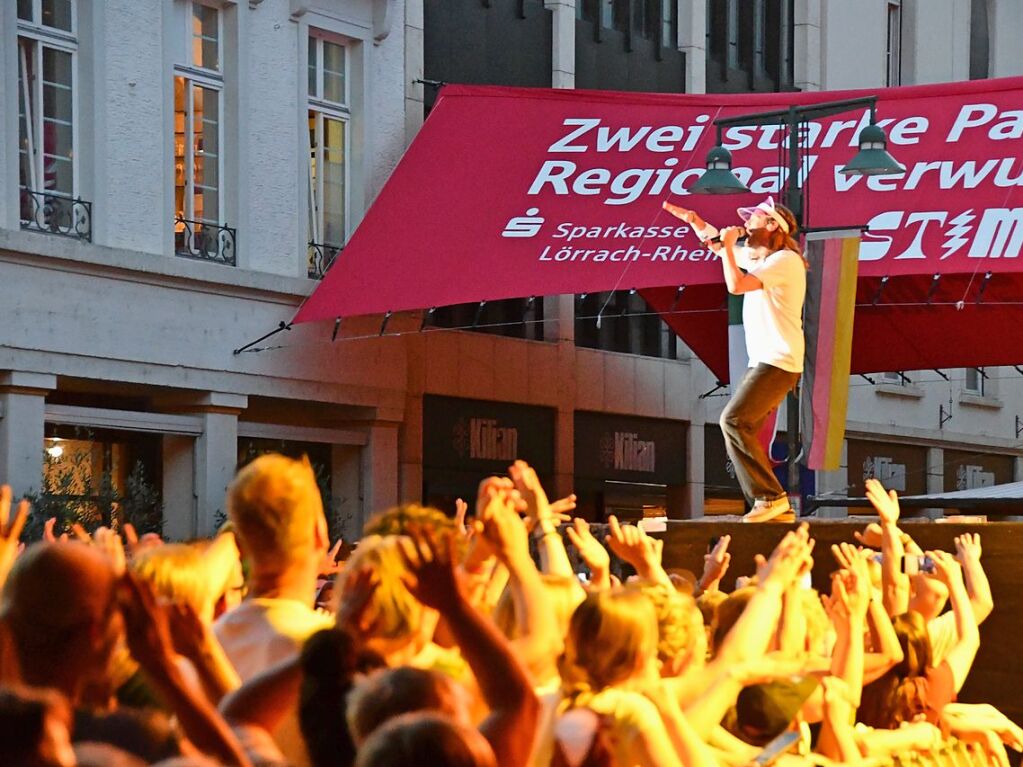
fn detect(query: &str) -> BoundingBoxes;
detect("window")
[964,367,986,396]
[17,0,86,238]
[174,2,231,263]
[886,1,902,86]
[307,35,349,278]
[40,424,163,534]
[575,291,679,359]
[880,370,907,385]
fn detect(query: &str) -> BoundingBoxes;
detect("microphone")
[706,233,748,246]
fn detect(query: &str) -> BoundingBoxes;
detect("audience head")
[227,453,327,579]
[353,712,496,767]
[859,611,934,728]
[710,586,756,657]
[627,582,698,677]
[908,572,949,622]
[363,503,456,539]
[0,542,122,699]
[347,666,471,746]
[130,543,227,623]
[336,534,436,660]
[559,589,658,699]
[0,685,75,767]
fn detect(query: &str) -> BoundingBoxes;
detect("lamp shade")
[838,123,906,176]
[690,146,751,194]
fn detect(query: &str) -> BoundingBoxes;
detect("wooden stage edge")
[658,518,1023,727]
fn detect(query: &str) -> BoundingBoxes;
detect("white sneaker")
[742,496,795,523]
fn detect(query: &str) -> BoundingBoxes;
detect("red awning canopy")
[296,78,1023,376]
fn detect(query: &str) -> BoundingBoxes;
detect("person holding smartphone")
[664,197,806,523]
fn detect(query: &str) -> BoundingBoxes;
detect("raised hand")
[928,549,964,588]
[954,532,982,564]
[549,493,577,522]
[118,570,177,671]
[565,518,610,583]
[604,515,661,577]
[454,498,469,535]
[397,525,463,614]
[93,526,127,576]
[478,479,531,566]
[699,534,731,591]
[831,542,871,584]
[760,523,814,589]
[43,517,69,543]
[721,226,743,248]
[853,522,883,548]
[0,485,29,589]
[319,538,344,576]
[336,564,381,636]
[865,478,901,526]
[662,201,697,224]
[509,460,570,526]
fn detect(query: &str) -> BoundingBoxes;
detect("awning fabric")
[295,78,1023,377]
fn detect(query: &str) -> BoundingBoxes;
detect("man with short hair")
[665,196,806,523]
[214,453,333,766]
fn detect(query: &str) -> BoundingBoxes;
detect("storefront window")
[35,425,163,537]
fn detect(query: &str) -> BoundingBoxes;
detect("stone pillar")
[678,0,707,93]
[362,423,399,526]
[0,372,56,499]
[922,446,944,519]
[162,435,196,541]
[405,0,426,144]
[793,0,823,91]
[332,444,364,541]
[191,393,247,536]
[684,418,704,518]
[546,0,576,89]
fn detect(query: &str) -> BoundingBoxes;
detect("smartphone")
[902,554,936,576]
[752,730,801,766]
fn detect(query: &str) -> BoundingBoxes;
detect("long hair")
[858,612,933,728]
[558,590,657,710]
[761,204,806,264]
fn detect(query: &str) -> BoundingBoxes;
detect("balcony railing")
[308,241,342,279]
[175,217,237,266]
[20,189,92,242]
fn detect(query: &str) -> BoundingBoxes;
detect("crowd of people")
[0,453,1019,767]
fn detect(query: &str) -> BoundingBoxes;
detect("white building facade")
[1,0,1021,538]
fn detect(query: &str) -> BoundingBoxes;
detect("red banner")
[296,77,1023,327]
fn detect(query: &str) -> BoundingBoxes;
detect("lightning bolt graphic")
[941,209,975,260]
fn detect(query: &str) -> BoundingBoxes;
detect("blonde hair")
[337,535,426,646]
[627,582,695,670]
[364,504,456,538]
[131,544,214,616]
[559,590,657,707]
[227,454,324,574]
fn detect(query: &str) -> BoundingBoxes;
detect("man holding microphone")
[664,197,806,522]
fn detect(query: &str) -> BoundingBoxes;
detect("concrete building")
[1,0,1021,539]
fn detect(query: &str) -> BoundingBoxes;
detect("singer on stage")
[664,196,806,522]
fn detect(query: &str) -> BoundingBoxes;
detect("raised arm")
[930,550,979,692]
[720,227,764,295]
[955,533,994,625]
[119,572,250,767]
[398,525,539,767]
[509,460,575,579]
[565,517,611,590]
[604,515,673,589]
[865,479,910,617]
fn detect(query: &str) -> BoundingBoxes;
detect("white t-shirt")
[696,223,806,373]
[215,598,334,767]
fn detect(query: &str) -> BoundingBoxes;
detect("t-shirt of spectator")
[928,613,957,672]
[692,221,805,373]
[921,661,957,724]
[215,598,334,767]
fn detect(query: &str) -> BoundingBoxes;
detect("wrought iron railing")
[174,217,237,266]
[20,189,92,242]
[308,241,342,279]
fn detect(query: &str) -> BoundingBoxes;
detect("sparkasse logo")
[502,208,544,238]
